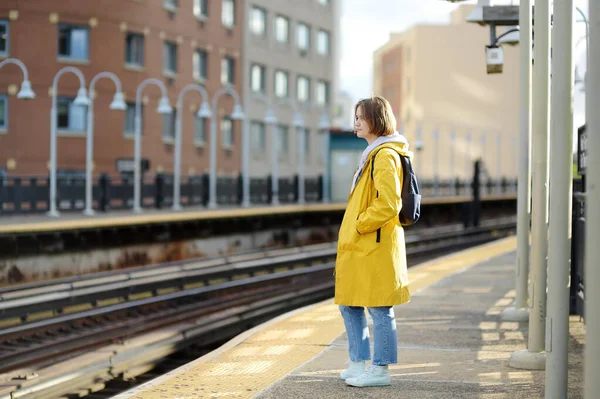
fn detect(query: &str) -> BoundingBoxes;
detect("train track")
[0,219,515,399]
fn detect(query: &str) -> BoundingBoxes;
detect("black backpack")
[370,149,421,226]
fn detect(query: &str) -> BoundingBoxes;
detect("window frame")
[57,24,90,61]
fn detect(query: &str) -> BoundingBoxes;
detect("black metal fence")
[0,173,326,215]
[0,172,517,216]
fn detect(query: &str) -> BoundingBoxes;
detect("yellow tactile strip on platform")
[129,236,517,399]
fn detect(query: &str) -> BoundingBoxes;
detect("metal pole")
[509,0,550,370]
[546,0,573,396]
[298,127,306,204]
[322,128,330,202]
[505,0,533,301]
[208,115,218,208]
[84,96,95,215]
[584,1,600,397]
[133,103,142,213]
[49,101,59,217]
[271,123,280,205]
[433,128,439,196]
[241,117,250,207]
[173,113,183,210]
[450,129,455,195]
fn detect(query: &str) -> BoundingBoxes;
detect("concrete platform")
[114,236,585,398]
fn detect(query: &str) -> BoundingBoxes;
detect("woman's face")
[354,106,372,139]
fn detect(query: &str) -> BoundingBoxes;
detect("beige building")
[242,0,340,180]
[373,5,520,183]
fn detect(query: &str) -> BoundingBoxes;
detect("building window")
[221,118,233,147]
[57,24,89,60]
[162,108,176,140]
[163,41,177,75]
[221,56,235,85]
[274,70,288,98]
[316,80,329,105]
[296,23,310,50]
[193,49,208,81]
[0,21,9,56]
[194,0,208,17]
[405,77,411,95]
[250,121,266,150]
[194,115,207,144]
[0,95,6,130]
[57,97,87,132]
[277,124,289,154]
[251,64,265,94]
[125,33,144,67]
[296,76,310,103]
[317,30,330,55]
[405,47,411,64]
[222,0,235,29]
[274,15,289,43]
[164,0,178,10]
[250,6,266,37]
[124,102,137,137]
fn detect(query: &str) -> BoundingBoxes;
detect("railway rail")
[0,218,515,399]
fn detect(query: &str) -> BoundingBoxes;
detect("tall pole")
[49,67,88,217]
[85,97,95,215]
[322,127,330,202]
[270,123,280,205]
[546,0,573,396]
[207,86,244,209]
[433,128,439,196]
[241,117,250,207]
[172,84,210,211]
[450,129,455,195]
[298,127,306,204]
[584,1,600,397]
[208,114,218,209]
[133,78,170,213]
[85,72,124,216]
[173,114,183,210]
[509,0,551,370]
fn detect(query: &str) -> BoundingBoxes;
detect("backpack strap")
[370,148,407,186]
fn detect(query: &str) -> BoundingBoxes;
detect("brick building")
[0,0,244,177]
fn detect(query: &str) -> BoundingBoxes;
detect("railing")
[0,173,517,216]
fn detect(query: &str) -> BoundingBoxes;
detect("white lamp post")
[250,95,280,204]
[208,87,245,209]
[48,66,90,217]
[318,110,331,203]
[0,58,36,99]
[275,98,304,203]
[133,78,172,213]
[172,84,212,211]
[83,72,127,216]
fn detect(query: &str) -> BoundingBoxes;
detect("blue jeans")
[339,305,398,366]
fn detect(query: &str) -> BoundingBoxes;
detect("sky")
[338,0,590,128]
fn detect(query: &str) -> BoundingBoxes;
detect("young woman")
[335,96,412,387]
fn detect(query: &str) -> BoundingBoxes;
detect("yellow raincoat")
[334,141,411,307]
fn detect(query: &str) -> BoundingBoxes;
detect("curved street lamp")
[208,86,245,209]
[133,78,172,213]
[48,66,90,217]
[275,98,305,203]
[172,83,212,210]
[83,72,127,216]
[251,94,280,205]
[316,106,331,203]
[0,58,36,99]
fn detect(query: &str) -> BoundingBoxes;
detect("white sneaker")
[345,364,391,387]
[340,360,365,380]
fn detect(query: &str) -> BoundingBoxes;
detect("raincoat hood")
[350,132,412,193]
